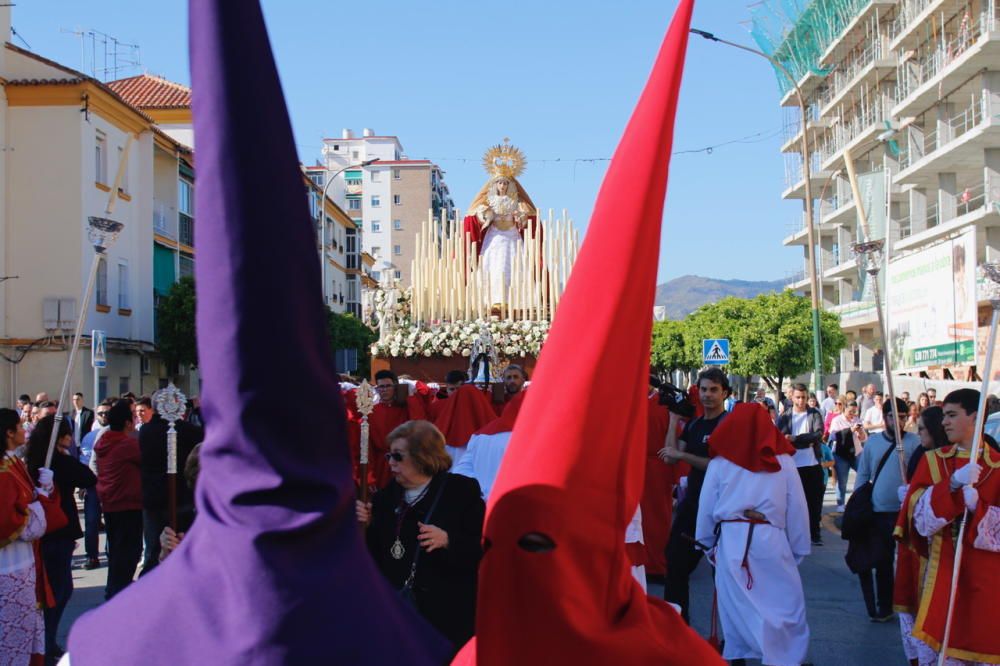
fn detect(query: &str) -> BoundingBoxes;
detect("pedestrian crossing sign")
[702,338,730,365]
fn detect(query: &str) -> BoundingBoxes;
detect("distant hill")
[655,275,786,320]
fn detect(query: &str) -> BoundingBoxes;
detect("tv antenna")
[61,27,141,81]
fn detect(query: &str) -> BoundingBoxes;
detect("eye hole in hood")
[517,532,556,553]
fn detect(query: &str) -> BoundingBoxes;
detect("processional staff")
[154,383,188,531]
[355,380,375,505]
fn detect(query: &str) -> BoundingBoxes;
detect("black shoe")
[84,557,100,570]
[811,537,823,546]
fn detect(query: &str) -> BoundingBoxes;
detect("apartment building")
[304,169,377,317]
[769,0,1000,379]
[318,129,454,286]
[0,19,203,403]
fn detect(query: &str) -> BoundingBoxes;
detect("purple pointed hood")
[66,1,450,663]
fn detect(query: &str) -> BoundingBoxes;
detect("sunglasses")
[385,451,405,462]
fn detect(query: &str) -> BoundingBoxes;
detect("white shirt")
[451,431,512,501]
[820,396,837,417]
[790,411,817,467]
[864,406,885,432]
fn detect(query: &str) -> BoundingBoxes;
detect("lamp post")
[690,29,824,392]
[45,216,124,468]
[850,238,906,480]
[316,158,380,307]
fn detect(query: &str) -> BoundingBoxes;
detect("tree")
[651,319,699,374]
[326,308,377,377]
[734,291,846,392]
[156,276,198,369]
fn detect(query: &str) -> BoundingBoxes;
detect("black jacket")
[776,407,825,459]
[139,414,204,526]
[47,450,97,541]
[366,473,485,646]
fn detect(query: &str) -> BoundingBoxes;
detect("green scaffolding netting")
[748,0,875,94]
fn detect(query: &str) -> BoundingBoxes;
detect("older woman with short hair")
[356,419,484,647]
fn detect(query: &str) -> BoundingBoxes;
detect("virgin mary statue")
[462,140,540,309]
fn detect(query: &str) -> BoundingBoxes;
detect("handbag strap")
[871,442,895,487]
[402,474,450,585]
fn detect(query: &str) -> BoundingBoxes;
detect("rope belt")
[716,509,770,590]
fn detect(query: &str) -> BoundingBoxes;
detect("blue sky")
[10,1,799,284]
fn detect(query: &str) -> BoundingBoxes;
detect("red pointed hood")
[457,2,721,663]
[474,391,527,436]
[708,403,795,473]
[432,384,497,447]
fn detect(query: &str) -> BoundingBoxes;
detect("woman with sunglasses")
[356,420,485,649]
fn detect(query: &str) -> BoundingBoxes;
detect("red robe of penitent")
[641,393,672,576]
[896,442,1000,662]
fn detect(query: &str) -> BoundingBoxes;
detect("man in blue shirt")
[852,396,920,621]
[79,401,111,569]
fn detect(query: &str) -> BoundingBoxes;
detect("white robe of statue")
[695,454,811,666]
[480,225,521,307]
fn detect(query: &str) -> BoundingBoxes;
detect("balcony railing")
[891,0,939,42]
[179,213,194,247]
[895,6,1000,104]
[153,199,173,237]
[815,36,891,113]
[898,93,987,170]
[816,95,892,165]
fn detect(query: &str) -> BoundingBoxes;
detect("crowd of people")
[1,390,203,665]
[4,368,999,665]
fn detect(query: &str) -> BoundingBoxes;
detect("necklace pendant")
[390,538,405,560]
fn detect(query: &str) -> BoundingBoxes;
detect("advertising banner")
[887,229,976,370]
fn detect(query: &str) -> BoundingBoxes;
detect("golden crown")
[482,138,526,180]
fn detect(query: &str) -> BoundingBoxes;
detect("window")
[179,254,194,279]
[97,377,108,403]
[372,221,381,232]
[348,198,361,210]
[393,219,402,230]
[96,259,109,306]
[393,194,401,206]
[117,262,129,309]
[371,195,381,207]
[372,270,381,281]
[118,377,130,396]
[370,170,381,183]
[95,132,108,184]
[394,270,402,279]
[179,178,194,215]
[393,244,401,256]
[333,144,340,151]
[371,246,381,257]
[393,168,401,180]
[352,150,359,160]
[117,146,129,193]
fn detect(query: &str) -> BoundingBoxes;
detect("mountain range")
[654,275,786,320]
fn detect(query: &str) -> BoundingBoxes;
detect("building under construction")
[759,0,1000,381]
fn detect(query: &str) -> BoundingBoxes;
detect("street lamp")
[690,28,824,392]
[44,215,124,467]
[316,158,380,307]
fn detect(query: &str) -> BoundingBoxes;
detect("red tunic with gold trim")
[897,442,1000,663]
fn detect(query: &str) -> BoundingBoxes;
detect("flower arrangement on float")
[371,318,550,359]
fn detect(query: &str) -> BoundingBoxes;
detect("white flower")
[442,349,453,357]
[461,348,471,357]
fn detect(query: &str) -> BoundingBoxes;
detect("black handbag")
[397,475,449,609]
[833,428,856,463]
[841,444,894,541]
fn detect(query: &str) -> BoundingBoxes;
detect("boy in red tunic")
[897,388,1000,663]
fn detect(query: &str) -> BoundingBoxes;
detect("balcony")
[890,0,947,49]
[817,95,893,169]
[893,5,1000,116]
[894,180,1000,250]
[815,37,897,117]
[785,270,809,291]
[153,199,175,239]
[896,93,1000,183]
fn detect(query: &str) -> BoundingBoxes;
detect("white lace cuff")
[975,505,1000,553]
[914,489,949,538]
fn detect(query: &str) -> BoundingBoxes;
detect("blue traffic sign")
[702,338,730,365]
